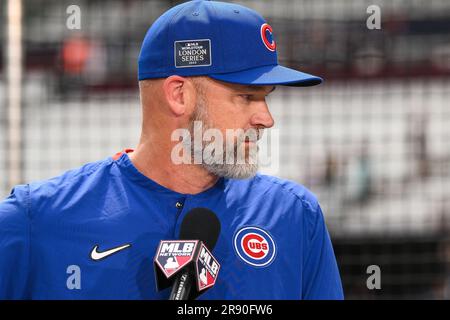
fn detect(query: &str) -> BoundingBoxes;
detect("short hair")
[138,79,157,90]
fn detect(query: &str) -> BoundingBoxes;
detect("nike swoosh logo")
[90,244,131,261]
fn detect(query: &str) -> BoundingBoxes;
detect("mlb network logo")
[196,243,220,291]
[155,240,198,278]
[154,240,220,294]
[159,241,196,257]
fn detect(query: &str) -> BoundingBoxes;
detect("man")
[0,0,343,299]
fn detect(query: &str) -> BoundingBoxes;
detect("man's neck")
[127,144,220,195]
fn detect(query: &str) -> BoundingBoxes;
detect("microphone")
[178,208,221,249]
[153,207,221,300]
[169,207,220,300]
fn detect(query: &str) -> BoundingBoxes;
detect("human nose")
[249,101,275,129]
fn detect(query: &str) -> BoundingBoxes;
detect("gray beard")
[187,99,259,180]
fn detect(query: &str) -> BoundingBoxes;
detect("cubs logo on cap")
[233,226,276,267]
[260,23,276,52]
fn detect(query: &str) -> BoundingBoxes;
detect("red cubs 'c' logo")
[234,226,277,267]
[242,233,269,259]
[260,23,276,52]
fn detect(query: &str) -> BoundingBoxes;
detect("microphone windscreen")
[179,208,221,251]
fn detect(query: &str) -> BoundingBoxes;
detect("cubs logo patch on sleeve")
[233,226,276,267]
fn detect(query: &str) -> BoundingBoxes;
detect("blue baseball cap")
[138,0,322,87]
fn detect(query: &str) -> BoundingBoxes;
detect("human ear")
[162,75,189,117]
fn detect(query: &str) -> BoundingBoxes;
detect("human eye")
[238,94,252,102]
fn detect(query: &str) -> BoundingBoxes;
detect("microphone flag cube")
[154,240,220,297]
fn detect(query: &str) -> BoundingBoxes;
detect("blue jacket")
[0,150,343,299]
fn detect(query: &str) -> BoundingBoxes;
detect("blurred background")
[1,0,450,299]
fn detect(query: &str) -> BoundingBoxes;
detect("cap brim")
[209,64,322,87]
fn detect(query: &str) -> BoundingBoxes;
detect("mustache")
[187,119,265,144]
[241,128,264,143]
